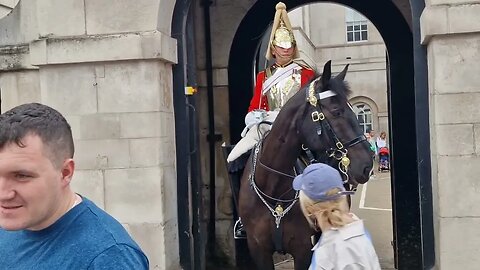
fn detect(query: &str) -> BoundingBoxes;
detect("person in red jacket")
[229,2,316,239]
[228,2,315,163]
[247,10,316,113]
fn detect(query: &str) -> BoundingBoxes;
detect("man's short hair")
[0,103,74,167]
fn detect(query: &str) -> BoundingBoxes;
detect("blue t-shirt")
[0,196,149,270]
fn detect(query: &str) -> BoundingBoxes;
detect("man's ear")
[61,159,75,186]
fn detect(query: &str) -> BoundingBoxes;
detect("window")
[353,103,373,134]
[345,9,368,42]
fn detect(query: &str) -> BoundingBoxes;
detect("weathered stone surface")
[436,124,475,156]
[119,112,162,138]
[75,139,130,170]
[37,0,85,37]
[85,0,160,35]
[436,217,480,270]
[30,31,177,65]
[421,4,480,43]
[437,156,480,217]
[0,44,36,70]
[0,70,40,111]
[0,0,39,46]
[104,167,163,223]
[433,93,480,124]
[475,124,480,155]
[38,64,98,115]
[126,221,180,270]
[129,137,175,167]
[96,61,166,113]
[428,35,480,94]
[71,169,105,209]
[78,114,122,140]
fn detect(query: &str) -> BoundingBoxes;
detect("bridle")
[303,80,367,186]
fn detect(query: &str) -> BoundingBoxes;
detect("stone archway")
[228,0,433,268]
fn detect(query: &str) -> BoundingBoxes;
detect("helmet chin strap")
[273,46,294,64]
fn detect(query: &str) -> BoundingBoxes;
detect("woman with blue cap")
[293,163,381,270]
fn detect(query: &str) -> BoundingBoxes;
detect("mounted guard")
[224,2,316,239]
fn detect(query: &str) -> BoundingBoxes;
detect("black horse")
[237,61,373,270]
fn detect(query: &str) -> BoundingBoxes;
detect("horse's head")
[294,61,373,185]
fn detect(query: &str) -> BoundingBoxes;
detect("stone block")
[475,124,480,154]
[436,156,480,217]
[436,124,475,155]
[420,6,448,44]
[130,138,162,167]
[429,35,480,94]
[85,0,160,35]
[0,70,40,111]
[160,112,175,138]
[104,167,163,223]
[97,62,161,113]
[448,4,480,34]
[433,93,480,124]
[421,4,480,43]
[119,112,162,138]
[156,0,176,35]
[78,114,121,140]
[0,44,35,70]
[70,169,105,209]
[436,217,480,270]
[29,32,177,66]
[36,0,85,37]
[75,139,130,170]
[38,64,97,115]
[126,221,180,270]
[160,166,178,222]
[0,0,39,47]
[428,0,480,5]
[157,138,176,166]
[66,115,81,141]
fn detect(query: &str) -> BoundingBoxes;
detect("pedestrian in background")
[293,163,381,270]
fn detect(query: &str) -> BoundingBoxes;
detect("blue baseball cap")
[292,163,354,201]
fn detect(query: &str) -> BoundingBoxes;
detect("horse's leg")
[291,246,313,270]
[245,238,275,270]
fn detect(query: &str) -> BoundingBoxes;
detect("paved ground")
[272,167,395,270]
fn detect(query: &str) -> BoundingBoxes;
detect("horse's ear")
[320,60,332,88]
[335,64,349,81]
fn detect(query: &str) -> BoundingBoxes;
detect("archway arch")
[228,0,434,268]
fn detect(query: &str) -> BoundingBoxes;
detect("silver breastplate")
[266,68,302,110]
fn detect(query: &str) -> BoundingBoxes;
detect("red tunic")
[248,67,315,112]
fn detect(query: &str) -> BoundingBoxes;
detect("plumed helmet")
[265,2,300,60]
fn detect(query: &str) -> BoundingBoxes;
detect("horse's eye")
[331,108,344,117]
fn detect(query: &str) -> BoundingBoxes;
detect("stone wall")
[0,1,180,269]
[421,1,480,269]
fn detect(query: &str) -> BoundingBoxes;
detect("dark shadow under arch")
[228,0,434,269]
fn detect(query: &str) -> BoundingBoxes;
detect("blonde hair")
[299,188,351,229]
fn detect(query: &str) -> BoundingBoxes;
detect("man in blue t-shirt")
[0,103,149,269]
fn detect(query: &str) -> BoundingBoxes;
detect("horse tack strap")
[249,142,299,228]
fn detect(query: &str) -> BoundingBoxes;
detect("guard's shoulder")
[293,59,316,71]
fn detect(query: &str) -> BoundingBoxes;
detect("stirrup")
[233,218,247,240]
